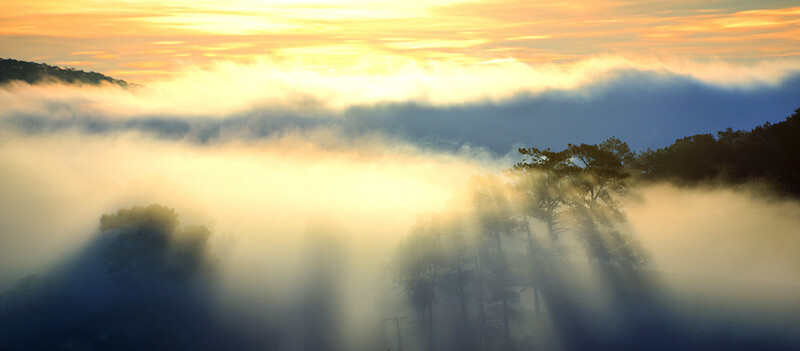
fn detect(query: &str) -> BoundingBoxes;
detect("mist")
[3,56,800,154]
[2,128,799,350]
[627,184,800,287]
[0,127,503,349]
[0,129,497,279]
[1,58,799,350]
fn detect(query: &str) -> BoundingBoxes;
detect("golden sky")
[1,0,799,82]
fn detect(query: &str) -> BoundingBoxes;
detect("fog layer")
[1,57,799,350]
[3,57,800,153]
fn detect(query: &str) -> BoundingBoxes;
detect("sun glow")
[2,0,798,83]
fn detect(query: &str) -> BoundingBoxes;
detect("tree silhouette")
[635,107,800,197]
[393,221,445,351]
[511,138,647,268]
[99,204,216,288]
[507,147,577,319]
[567,138,647,268]
[467,175,522,350]
[504,137,651,349]
[511,147,577,242]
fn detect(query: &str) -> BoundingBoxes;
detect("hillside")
[0,58,128,87]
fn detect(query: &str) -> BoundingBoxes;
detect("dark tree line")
[637,107,800,197]
[0,58,128,87]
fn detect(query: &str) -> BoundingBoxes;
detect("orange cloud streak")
[0,1,797,82]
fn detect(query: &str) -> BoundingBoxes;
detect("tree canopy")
[636,107,800,197]
[100,204,216,284]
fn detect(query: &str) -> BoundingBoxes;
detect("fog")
[2,127,798,349]
[3,57,800,154]
[627,184,800,287]
[3,55,800,118]
[1,61,799,350]
[0,128,504,349]
[0,130,498,281]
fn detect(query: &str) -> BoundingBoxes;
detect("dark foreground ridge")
[0,58,129,87]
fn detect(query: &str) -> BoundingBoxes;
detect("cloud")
[2,56,799,154]
[4,1,798,82]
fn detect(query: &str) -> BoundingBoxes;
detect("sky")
[1,0,800,153]
[1,0,799,80]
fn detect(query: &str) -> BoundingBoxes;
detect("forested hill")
[0,58,128,87]
[636,107,800,197]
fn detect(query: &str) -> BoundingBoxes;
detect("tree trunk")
[502,296,511,348]
[455,262,471,340]
[427,307,434,351]
[474,258,488,351]
[524,223,541,315]
[493,230,512,348]
[394,317,404,351]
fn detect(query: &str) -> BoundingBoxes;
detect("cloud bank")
[2,56,799,154]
